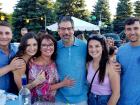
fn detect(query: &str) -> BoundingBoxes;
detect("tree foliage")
[37,0,56,25]
[113,0,133,33]
[91,0,111,25]
[55,0,89,20]
[12,0,56,42]
[91,0,111,33]
[134,1,140,18]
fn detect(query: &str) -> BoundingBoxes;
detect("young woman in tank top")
[86,35,120,105]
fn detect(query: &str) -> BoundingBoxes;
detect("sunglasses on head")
[89,34,106,40]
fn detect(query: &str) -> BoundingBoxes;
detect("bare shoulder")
[106,62,115,74]
[107,62,120,77]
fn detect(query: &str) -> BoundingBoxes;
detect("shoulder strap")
[88,69,99,93]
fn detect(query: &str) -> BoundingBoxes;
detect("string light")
[40,17,43,20]
[0,16,5,21]
[26,19,30,23]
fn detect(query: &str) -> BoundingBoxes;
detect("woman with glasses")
[86,35,120,105]
[28,34,74,105]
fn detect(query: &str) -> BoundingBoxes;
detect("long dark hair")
[86,35,109,83]
[36,33,57,61]
[15,32,38,58]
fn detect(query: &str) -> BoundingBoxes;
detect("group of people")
[0,16,140,105]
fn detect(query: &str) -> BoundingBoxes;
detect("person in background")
[21,27,28,36]
[28,34,74,105]
[11,32,38,94]
[108,46,118,62]
[117,17,140,105]
[106,37,115,47]
[76,31,87,43]
[87,35,120,105]
[0,21,25,92]
[55,16,88,105]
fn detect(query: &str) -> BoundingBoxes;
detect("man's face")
[0,26,12,48]
[58,21,74,43]
[125,21,140,43]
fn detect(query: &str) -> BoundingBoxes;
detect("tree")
[91,0,111,33]
[12,0,48,42]
[0,2,9,22]
[134,1,140,18]
[113,0,133,33]
[37,0,56,25]
[55,0,89,20]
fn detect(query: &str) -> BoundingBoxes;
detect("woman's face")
[25,38,38,56]
[88,40,103,59]
[40,38,54,58]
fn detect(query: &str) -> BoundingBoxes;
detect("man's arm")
[0,58,25,77]
[0,65,12,76]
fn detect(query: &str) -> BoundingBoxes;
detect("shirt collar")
[58,37,80,48]
[0,44,15,54]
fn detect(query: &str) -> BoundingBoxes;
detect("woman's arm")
[27,70,46,89]
[50,76,74,91]
[12,58,26,90]
[108,64,120,105]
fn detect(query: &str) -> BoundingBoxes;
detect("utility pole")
[44,14,46,30]
[98,12,102,34]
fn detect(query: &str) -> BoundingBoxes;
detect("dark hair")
[58,16,74,28]
[36,33,57,61]
[109,46,117,56]
[86,35,109,83]
[15,32,38,57]
[124,17,140,26]
[0,21,12,28]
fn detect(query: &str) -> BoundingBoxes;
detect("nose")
[64,29,69,34]
[2,33,7,38]
[130,29,135,35]
[91,47,96,52]
[30,45,36,51]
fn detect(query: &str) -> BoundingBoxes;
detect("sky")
[0,0,137,15]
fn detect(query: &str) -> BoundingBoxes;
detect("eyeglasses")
[58,27,73,31]
[41,43,54,48]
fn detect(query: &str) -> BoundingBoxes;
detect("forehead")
[58,21,72,27]
[125,21,140,28]
[0,26,12,32]
[89,40,101,45]
[41,38,53,44]
[27,38,37,44]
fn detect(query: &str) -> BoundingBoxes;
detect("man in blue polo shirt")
[0,21,24,92]
[55,16,88,105]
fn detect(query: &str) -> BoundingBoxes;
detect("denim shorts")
[88,93,111,105]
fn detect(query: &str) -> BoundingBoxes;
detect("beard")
[62,34,74,43]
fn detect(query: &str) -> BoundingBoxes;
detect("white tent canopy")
[46,16,100,31]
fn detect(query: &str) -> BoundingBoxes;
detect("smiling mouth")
[63,35,70,38]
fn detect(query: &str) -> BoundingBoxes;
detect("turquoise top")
[56,38,88,104]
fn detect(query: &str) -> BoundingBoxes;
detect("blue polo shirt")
[56,38,88,103]
[0,43,18,91]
